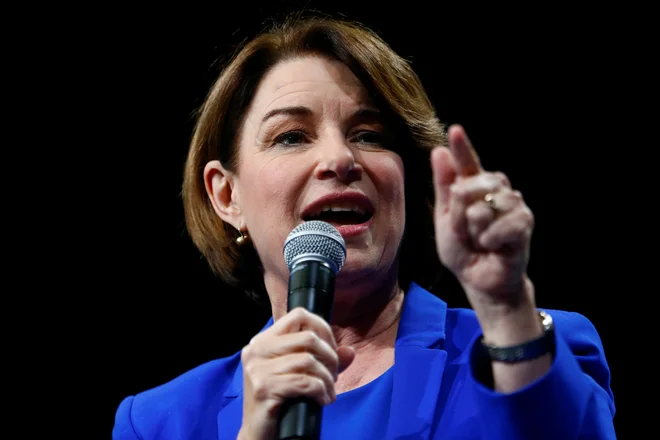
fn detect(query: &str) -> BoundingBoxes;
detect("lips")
[301,192,374,235]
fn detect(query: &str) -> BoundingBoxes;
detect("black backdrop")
[63,1,637,437]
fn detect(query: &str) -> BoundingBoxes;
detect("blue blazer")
[113,283,616,439]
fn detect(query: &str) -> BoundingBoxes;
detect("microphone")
[278,220,347,440]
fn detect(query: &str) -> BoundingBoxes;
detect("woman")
[113,16,616,439]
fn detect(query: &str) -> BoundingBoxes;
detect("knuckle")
[300,330,318,348]
[241,345,253,361]
[300,376,325,395]
[511,190,523,201]
[465,203,479,218]
[301,352,317,369]
[465,203,484,220]
[249,332,264,346]
[294,375,314,393]
[291,307,307,320]
[517,204,533,219]
[311,377,326,394]
[513,211,534,232]
[244,361,259,378]
[495,171,510,186]
[328,350,339,369]
[322,356,338,378]
[450,183,468,200]
[252,377,269,400]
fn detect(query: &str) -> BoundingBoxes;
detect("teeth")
[312,203,366,216]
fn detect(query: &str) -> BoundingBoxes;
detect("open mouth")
[301,193,375,230]
[303,206,373,227]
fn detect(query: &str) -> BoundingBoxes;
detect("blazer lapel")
[386,283,448,439]
[216,286,449,440]
[216,360,244,440]
[217,319,274,440]
[216,395,243,440]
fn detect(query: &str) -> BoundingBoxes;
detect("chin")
[335,250,394,287]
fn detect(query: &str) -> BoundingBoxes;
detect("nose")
[313,137,363,183]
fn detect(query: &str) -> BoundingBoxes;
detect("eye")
[352,130,385,146]
[273,130,307,147]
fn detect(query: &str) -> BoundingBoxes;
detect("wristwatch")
[480,310,555,362]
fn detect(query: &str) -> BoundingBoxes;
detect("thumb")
[431,147,457,214]
[337,346,356,375]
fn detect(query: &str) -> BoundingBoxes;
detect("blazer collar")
[218,282,449,439]
[395,282,447,348]
[386,282,448,438]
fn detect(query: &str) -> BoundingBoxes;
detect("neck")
[265,268,405,392]
[264,264,404,340]
[330,277,404,393]
[266,268,405,348]
[330,279,404,349]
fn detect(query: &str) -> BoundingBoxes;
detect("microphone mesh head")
[283,221,346,274]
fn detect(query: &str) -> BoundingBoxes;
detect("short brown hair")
[182,14,447,303]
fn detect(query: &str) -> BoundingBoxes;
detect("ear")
[204,160,244,231]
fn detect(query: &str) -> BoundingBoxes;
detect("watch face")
[539,310,553,331]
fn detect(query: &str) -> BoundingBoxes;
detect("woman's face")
[212,56,406,298]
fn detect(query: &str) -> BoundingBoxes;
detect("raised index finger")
[448,124,482,177]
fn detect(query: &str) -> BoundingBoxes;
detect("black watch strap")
[480,311,555,363]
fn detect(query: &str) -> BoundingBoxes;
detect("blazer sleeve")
[112,396,142,440]
[466,310,616,440]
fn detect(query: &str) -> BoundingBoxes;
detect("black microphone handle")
[278,261,335,440]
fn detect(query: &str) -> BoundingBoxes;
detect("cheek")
[372,154,406,212]
[239,160,303,227]
[240,159,310,274]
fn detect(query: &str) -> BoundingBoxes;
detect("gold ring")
[484,193,498,211]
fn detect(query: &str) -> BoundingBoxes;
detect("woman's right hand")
[237,307,355,440]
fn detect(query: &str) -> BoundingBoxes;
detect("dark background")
[36,1,642,437]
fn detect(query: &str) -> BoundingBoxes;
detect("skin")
[204,56,548,440]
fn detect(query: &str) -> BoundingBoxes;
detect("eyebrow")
[260,106,382,125]
[350,108,382,125]
[261,106,313,123]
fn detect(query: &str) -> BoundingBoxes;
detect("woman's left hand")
[431,124,535,307]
